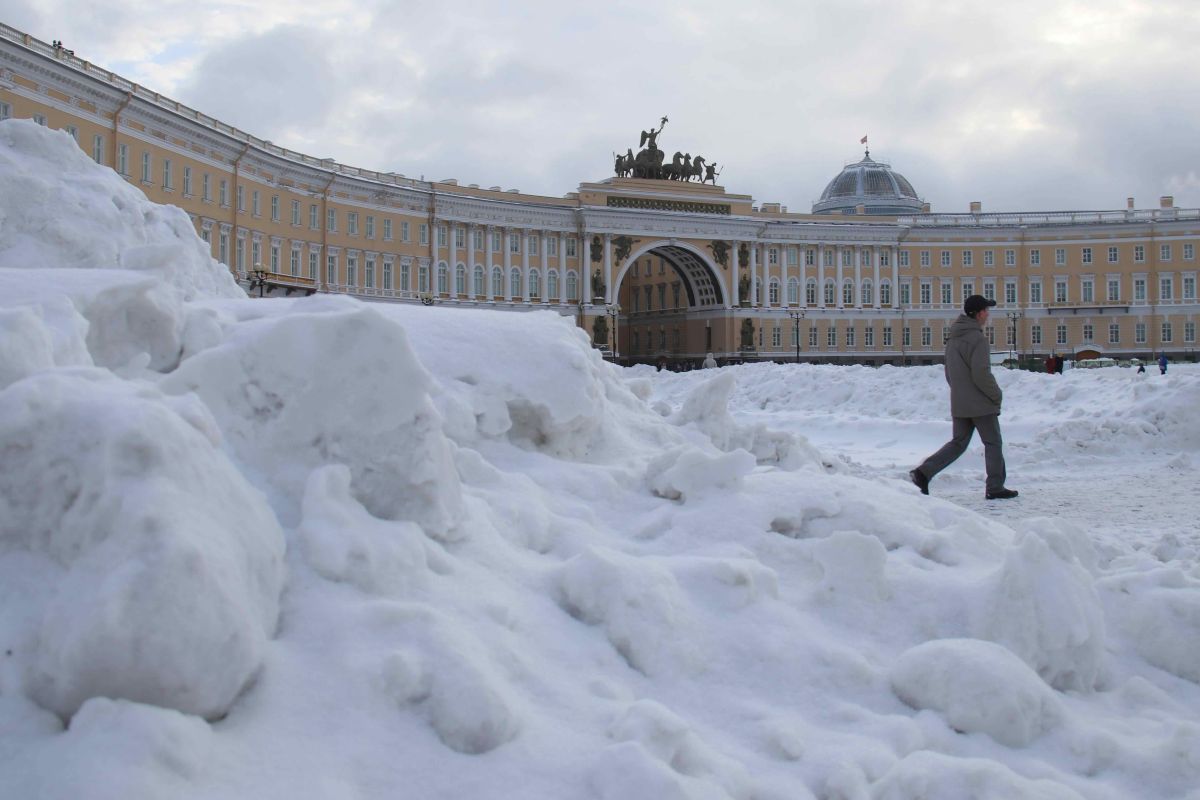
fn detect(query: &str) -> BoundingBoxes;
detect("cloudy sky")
[6,0,1200,213]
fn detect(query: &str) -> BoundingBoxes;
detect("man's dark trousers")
[916,414,1006,493]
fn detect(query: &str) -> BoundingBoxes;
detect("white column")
[485,226,494,300]
[503,228,513,302]
[467,225,476,300]
[854,245,862,308]
[559,233,567,304]
[583,232,592,305]
[731,241,741,307]
[522,230,531,302]
[761,244,770,308]
[800,245,807,308]
[603,234,613,304]
[891,246,899,307]
[750,244,759,306]
[540,231,549,303]
[836,245,845,309]
[449,224,458,298]
[817,244,826,309]
[873,246,881,309]
[782,246,791,308]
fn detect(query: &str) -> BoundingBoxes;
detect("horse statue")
[690,156,707,183]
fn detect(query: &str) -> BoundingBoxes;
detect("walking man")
[910,295,1018,500]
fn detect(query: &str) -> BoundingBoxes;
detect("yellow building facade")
[3,24,1197,366]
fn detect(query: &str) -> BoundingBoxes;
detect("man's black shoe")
[909,469,929,495]
[985,488,1019,500]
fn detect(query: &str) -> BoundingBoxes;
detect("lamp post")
[606,302,622,361]
[787,309,805,363]
[1006,310,1023,365]
[249,263,268,298]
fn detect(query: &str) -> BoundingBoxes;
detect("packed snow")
[1,119,1198,799]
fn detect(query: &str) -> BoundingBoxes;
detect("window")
[549,235,559,256]
[291,200,301,226]
[1185,244,1195,261]
[1083,323,1094,343]
[528,234,538,255]
[117,143,128,175]
[883,327,893,347]
[1005,281,1017,304]
[366,216,376,240]
[1055,248,1066,266]
[384,219,393,241]
[492,231,502,252]
[547,269,558,299]
[419,264,430,293]
[1134,245,1145,263]
[455,264,465,295]
[806,249,816,266]
[327,208,337,232]
[141,151,151,183]
[880,282,892,306]
[419,224,429,245]
[348,212,359,236]
[509,234,520,254]
[1055,280,1068,303]
[962,250,973,267]
[1081,279,1094,303]
[326,254,338,285]
[236,238,245,271]
[824,280,836,305]
[269,243,279,272]
[806,279,817,305]
[567,238,577,258]
[880,250,890,267]
[983,281,995,302]
[220,180,229,207]
[1135,323,1146,344]
[788,247,798,266]
[384,261,394,290]
[845,326,855,347]
[219,231,229,264]
[920,282,932,305]
[62,125,78,142]
[772,326,782,347]
[0,101,8,120]
[310,204,319,229]
[769,248,779,265]
[938,282,949,305]
[33,114,46,126]
[861,281,872,306]
[1185,322,1196,343]
[1160,244,1172,262]
[827,325,837,348]
[1183,275,1196,300]
[1005,250,1016,267]
[769,280,780,304]
[941,250,951,267]
[401,221,410,242]
[91,134,104,164]
[364,257,376,289]
[1108,246,1119,263]
[921,326,932,347]
[567,271,578,301]
[1161,322,1173,343]
[252,191,260,217]
[203,173,211,202]
[308,251,318,280]
[289,248,300,277]
[510,268,520,297]
[437,262,448,294]
[865,327,874,347]
[842,249,853,267]
[920,250,930,268]
[788,278,799,305]
[984,250,994,268]
[903,327,911,348]
[1108,278,1120,302]
[1030,280,1043,304]
[962,281,975,300]
[1031,325,1042,345]
[1134,278,1147,302]
[942,325,950,345]
[1160,277,1173,301]
[842,281,854,306]
[271,195,279,222]
[900,283,911,306]
[491,267,503,296]
[1109,323,1120,344]
[899,251,910,267]
[237,185,245,212]
[1082,247,1092,265]
[1030,249,1041,266]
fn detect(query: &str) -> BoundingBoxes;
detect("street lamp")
[1006,310,1023,364]
[606,302,622,361]
[249,263,268,298]
[787,309,806,363]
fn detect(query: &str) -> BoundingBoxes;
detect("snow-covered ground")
[2,119,1198,800]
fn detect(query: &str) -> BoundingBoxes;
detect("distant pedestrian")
[910,295,1018,500]
[702,352,718,369]
[1045,354,1055,374]
[1159,353,1168,375]
[1137,363,1146,374]
[1055,355,1064,374]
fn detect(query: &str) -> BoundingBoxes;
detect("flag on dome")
[860,135,868,144]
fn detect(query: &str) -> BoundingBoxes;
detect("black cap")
[964,294,996,316]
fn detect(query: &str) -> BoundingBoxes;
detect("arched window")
[510,267,521,298]
[806,278,817,305]
[491,267,503,297]
[548,269,559,300]
[473,265,484,297]
[455,264,466,295]
[530,268,541,299]
[880,280,892,306]
[861,280,873,306]
[437,262,448,294]
[788,277,799,305]
[842,279,854,305]
[567,271,578,302]
[769,279,780,304]
[824,280,836,305]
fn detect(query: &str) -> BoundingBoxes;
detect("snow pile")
[2,122,1200,800]
[0,120,241,302]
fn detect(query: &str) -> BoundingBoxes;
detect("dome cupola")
[812,149,923,215]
